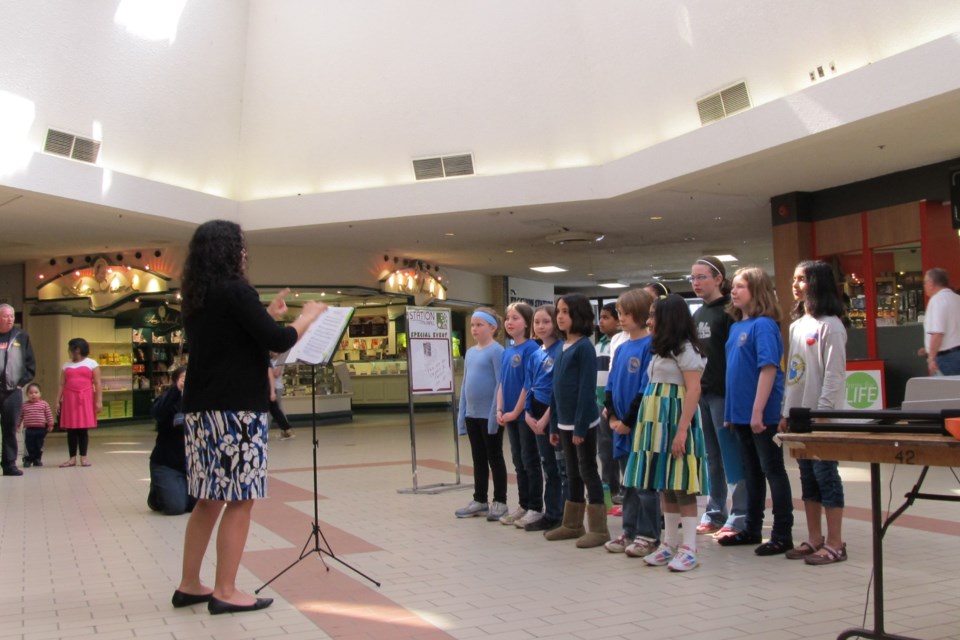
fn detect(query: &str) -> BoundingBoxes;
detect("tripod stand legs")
[256,523,329,594]
[257,363,381,595]
[256,521,381,594]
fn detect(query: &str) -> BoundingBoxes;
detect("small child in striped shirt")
[20,382,54,467]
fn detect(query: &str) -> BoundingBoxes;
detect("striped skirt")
[184,410,269,501]
[623,382,708,494]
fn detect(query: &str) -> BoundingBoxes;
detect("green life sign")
[845,371,881,409]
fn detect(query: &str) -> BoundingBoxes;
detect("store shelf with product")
[131,328,186,416]
[89,341,134,419]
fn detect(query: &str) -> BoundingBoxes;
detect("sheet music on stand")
[278,306,354,365]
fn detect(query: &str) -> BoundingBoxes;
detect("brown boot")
[544,500,586,541]
[576,503,611,548]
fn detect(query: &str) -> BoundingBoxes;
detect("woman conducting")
[171,220,324,615]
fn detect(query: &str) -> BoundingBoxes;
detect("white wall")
[0,0,248,197]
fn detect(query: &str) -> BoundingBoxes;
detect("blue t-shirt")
[606,335,653,422]
[605,335,653,458]
[458,341,505,435]
[500,339,540,416]
[526,339,562,408]
[724,316,785,426]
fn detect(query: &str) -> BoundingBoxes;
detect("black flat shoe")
[755,538,794,556]
[208,596,273,615]
[716,530,762,546]
[171,590,214,608]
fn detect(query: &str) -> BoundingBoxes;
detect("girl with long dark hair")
[781,260,849,565]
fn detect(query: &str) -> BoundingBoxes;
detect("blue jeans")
[798,459,844,508]
[621,487,661,541]
[148,463,196,516]
[506,419,543,511]
[936,348,960,375]
[596,409,621,495]
[733,423,794,542]
[699,393,747,530]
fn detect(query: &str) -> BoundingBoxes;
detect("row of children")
[456,255,849,571]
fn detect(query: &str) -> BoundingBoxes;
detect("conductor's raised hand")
[267,288,291,320]
[290,301,327,340]
[300,300,327,323]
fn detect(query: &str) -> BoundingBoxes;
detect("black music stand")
[257,363,380,593]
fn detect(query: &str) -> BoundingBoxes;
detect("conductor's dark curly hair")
[181,220,247,317]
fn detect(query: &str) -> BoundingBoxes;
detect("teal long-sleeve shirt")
[549,336,600,438]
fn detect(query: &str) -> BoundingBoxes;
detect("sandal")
[755,538,794,556]
[805,543,847,565]
[785,539,824,560]
[59,460,76,468]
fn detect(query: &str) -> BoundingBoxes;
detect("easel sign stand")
[257,305,381,592]
[397,306,467,495]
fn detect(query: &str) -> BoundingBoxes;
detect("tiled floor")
[1,411,959,640]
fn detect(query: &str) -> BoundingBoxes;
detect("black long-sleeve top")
[149,384,185,470]
[182,280,298,413]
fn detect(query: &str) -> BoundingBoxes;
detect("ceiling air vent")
[43,129,101,163]
[413,153,474,180]
[697,81,751,125]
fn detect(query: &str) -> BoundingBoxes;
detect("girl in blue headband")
[455,308,506,519]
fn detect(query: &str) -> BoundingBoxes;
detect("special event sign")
[406,306,453,394]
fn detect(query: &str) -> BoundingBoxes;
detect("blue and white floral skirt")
[185,410,269,501]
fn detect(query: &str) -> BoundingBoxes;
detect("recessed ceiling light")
[505,249,514,253]
[598,280,628,289]
[530,265,568,273]
[445,232,456,236]
[650,216,663,221]
[715,254,738,262]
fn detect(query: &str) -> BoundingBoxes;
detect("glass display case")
[282,363,344,396]
[841,269,923,328]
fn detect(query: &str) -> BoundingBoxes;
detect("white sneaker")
[604,532,630,553]
[625,536,659,558]
[486,501,509,521]
[643,543,676,566]
[515,510,543,529]
[668,545,699,572]
[455,500,489,518]
[500,506,527,525]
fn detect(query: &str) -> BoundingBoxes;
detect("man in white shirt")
[920,268,960,376]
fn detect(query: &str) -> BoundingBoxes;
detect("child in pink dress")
[58,338,102,467]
